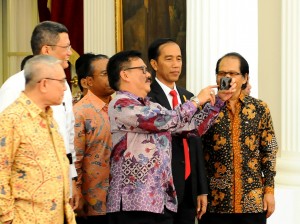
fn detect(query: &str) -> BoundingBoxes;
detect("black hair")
[75,53,95,91]
[147,38,176,62]
[75,53,109,91]
[20,55,34,70]
[215,52,249,89]
[107,50,142,91]
[31,21,69,55]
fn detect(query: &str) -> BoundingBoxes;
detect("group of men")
[0,21,278,224]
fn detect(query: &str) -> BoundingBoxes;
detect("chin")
[146,87,151,94]
[62,61,69,69]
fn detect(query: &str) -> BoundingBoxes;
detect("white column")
[84,0,115,56]
[186,0,258,97]
[276,0,300,186]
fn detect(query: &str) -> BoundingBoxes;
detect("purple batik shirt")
[106,91,224,214]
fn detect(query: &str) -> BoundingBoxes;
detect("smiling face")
[46,32,72,69]
[150,42,182,89]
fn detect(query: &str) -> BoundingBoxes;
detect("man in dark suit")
[147,38,208,224]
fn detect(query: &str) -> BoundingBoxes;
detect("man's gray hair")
[24,55,62,85]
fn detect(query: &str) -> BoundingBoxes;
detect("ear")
[80,78,88,89]
[38,79,48,93]
[86,76,94,87]
[243,73,249,84]
[40,45,51,55]
[120,70,129,81]
[150,59,158,71]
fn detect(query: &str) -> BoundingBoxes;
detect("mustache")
[146,76,152,83]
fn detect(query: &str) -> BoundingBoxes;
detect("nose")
[67,48,73,56]
[63,82,67,91]
[172,59,180,67]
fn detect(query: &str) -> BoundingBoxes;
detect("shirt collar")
[232,90,253,107]
[85,90,111,110]
[18,92,53,118]
[117,90,150,105]
[155,77,178,95]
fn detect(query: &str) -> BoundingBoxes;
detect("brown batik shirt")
[202,93,278,213]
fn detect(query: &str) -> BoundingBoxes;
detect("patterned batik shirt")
[0,93,75,224]
[202,93,278,213]
[106,91,224,214]
[73,90,112,216]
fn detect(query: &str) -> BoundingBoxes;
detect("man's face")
[88,58,114,98]
[216,56,247,95]
[124,58,152,98]
[151,42,182,88]
[45,64,67,105]
[48,32,72,69]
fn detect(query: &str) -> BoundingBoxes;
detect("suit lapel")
[177,87,187,103]
[149,80,172,110]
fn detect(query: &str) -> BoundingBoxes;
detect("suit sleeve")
[189,136,209,195]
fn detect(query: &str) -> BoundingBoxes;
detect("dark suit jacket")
[148,79,208,207]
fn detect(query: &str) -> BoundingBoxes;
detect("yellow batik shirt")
[0,93,75,224]
[202,93,278,214]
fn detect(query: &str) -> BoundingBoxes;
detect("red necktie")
[170,90,191,179]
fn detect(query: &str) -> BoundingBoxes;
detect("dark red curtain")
[37,0,83,87]
[49,0,83,56]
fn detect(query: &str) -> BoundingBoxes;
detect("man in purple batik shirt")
[105,50,236,224]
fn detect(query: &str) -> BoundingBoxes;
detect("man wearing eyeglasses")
[0,55,76,224]
[0,21,78,210]
[105,50,236,224]
[72,53,115,224]
[199,52,278,224]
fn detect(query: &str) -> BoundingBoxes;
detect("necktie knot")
[169,89,177,97]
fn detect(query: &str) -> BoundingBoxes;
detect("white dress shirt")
[155,77,182,109]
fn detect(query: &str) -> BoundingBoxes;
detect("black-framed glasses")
[217,71,242,77]
[124,66,148,74]
[47,44,72,51]
[37,77,67,85]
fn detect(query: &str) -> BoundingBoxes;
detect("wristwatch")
[190,96,201,108]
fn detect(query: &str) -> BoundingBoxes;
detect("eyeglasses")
[37,77,67,85]
[47,44,72,51]
[217,71,242,77]
[124,66,148,74]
